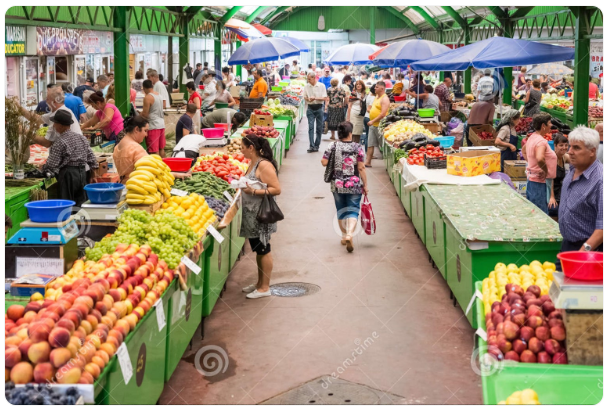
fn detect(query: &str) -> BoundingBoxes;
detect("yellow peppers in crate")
[160,193,217,238]
[482,260,556,313]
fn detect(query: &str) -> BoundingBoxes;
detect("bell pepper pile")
[192,153,249,183]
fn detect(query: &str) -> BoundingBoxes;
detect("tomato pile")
[192,153,249,183]
[253,109,271,116]
[241,125,280,138]
[406,144,445,166]
[515,117,533,134]
[478,131,494,140]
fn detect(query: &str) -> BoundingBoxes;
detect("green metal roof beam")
[261,6,291,25]
[219,6,243,24]
[184,6,203,15]
[409,6,439,30]
[487,6,507,19]
[441,6,467,27]
[244,6,268,23]
[382,6,420,34]
[512,7,535,19]
[269,7,305,28]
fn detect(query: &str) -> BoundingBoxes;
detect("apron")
[500,133,519,171]
[59,165,87,207]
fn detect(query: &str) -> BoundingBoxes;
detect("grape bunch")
[85,209,198,269]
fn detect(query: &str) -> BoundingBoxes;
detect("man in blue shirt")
[557,126,603,268]
[61,83,87,122]
[319,67,332,89]
[35,83,56,114]
[73,78,95,100]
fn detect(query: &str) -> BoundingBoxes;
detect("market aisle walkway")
[160,120,482,405]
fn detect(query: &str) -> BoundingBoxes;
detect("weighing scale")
[549,272,603,310]
[77,199,128,221]
[7,216,79,245]
[202,137,228,148]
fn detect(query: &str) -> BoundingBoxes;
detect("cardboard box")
[93,173,120,183]
[469,124,497,146]
[419,121,440,135]
[511,179,527,196]
[249,113,274,127]
[94,159,108,178]
[447,150,501,177]
[504,160,527,179]
[459,146,501,152]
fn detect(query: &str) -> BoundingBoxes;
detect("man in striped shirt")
[557,126,603,267]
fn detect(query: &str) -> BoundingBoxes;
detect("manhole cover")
[269,282,321,297]
[261,376,405,405]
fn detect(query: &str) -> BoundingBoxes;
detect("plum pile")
[204,196,231,220]
[6,382,80,405]
[485,283,568,364]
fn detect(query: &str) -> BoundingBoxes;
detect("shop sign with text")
[5,26,26,55]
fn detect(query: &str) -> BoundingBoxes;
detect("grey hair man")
[147,69,169,108]
[304,72,328,152]
[96,74,110,97]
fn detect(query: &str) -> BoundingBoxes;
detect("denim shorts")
[332,192,362,219]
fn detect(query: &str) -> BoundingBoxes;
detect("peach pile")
[5,244,173,385]
[484,283,568,364]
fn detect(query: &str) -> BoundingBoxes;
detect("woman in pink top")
[522,113,557,214]
[81,91,124,141]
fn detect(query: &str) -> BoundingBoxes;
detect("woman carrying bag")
[346,80,368,143]
[321,122,369,253]
[239,135,282,299]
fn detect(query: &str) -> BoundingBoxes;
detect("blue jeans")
[332,192,362,219]
[362,116,369,154]
[526,180,548,214]
[306,106,324,149]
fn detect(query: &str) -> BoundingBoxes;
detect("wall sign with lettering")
[5,26,26,56]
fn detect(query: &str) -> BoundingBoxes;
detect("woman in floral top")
[321,122,369,253]
[326,78,347,140]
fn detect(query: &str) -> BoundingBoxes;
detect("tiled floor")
[159,119,482,405]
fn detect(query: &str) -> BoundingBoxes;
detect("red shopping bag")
[361,194,376,235]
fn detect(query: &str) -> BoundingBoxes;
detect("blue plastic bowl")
[435,136,455,148]
[548,140,555,151]
[25,200,76,223]
[84,183,125,204]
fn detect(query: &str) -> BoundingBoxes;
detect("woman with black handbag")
[239,135,282,299]
[321,122,369,253]
[346,80,368,143]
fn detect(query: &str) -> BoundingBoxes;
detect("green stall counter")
[410,185,427,243]
[393,166,402,199]
[400,174,412,219]
[423,190,447,278]
[275,116,295,150]
[201,226,231,318]
[5,182,44,241]
[475,281,603,405]
[229,204,245,270]
[103,285,171,405]
[233,128,285,168]
[163,250,205,382]
[423,184,562,328]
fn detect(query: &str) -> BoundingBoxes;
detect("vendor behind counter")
[201,109,247,133]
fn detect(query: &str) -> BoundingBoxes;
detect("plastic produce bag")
[448,117,462,131]
[360,194,376,235]
[449,123,465,147]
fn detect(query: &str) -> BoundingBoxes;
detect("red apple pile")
[241,126,280,138]
[484,283,568,364]
[5,244,173,385]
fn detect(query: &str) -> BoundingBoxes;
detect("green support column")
[438,30,445,82]
[572,7,591,127]
[370,8,376,44]
[179,17,190,98]
[235,41,242,81]
[463,28,472,95]
[214,25,222,79]
[113,7,130,116]
[503,67,513,105]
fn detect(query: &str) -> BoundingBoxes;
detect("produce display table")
[275,115,295,150]
[421,184,562,328]
[201,225,231,318]
[232,128,285,168]
[475,281,603,405]
[5,182,44,240]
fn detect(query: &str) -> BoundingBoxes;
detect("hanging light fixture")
[318,14,325,31]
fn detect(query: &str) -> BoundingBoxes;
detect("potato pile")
[225,138,242,155]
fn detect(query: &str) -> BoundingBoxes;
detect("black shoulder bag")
[324,142,337,183]
[359,96,367,117]
[257,189,284,224]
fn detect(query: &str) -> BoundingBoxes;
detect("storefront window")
[75,56,86,86]
[55,56,69,83]
[5,57,20,99]
[86,54,95,81]
[25,58,40,108]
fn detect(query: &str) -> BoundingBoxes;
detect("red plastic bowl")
[393,95,406,102]
[214,123,230,132]
[162,158,192,172]
[557,251,603,281]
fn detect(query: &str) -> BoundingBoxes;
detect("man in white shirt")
[147,70,170,109]
[201,71,218,110]
[304,72,329,152]
[333,67,345,84]
[401,75,410,94]
[477,69,495,101]
[171,134,207,165]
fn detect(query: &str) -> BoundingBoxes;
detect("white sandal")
[242,284,257,293]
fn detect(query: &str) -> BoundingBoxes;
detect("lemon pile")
[482,260,555,313]
[161,193,217,237]
[126,155,174,205]
[498,389,540,405]
[383,120,436,143]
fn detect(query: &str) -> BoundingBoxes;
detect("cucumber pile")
[172,172,236,201]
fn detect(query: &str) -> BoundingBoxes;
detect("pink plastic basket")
[202,128,224,139]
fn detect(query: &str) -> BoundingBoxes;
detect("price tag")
[170,188,188,197]
[116,343,133,385]
[154,299,166,331]
[475,328,488,342]
[181,255,202,275]
[223,191,234,202]
[15,257,64,278]
[465,289,483,316]
[207,225,225,244]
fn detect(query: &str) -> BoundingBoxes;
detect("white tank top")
[148,93,165,130]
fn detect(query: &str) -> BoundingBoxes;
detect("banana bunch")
[126,155,175,205]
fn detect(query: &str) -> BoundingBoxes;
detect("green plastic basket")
[278,82,289,87]
[417,108,436,117]
[271,86,283,92]
[215,102,228,109]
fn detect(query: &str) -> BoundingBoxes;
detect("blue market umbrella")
[280,37,310,52]
[370,39,451,68]
[411,36,575,71]
[325,43,380,65]
[228,37,301,65]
